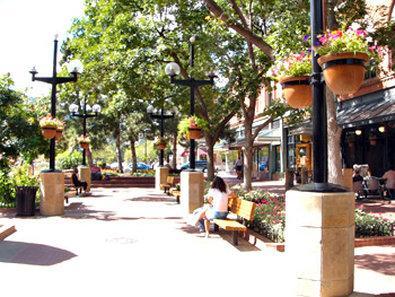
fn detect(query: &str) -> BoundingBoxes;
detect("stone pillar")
[40,172,65,216]
[342,168,353,191]
[78,166,91,192]
[155,166,169,191]
[180,171,204,214]
[285,190,355,297]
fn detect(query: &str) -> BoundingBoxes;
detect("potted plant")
[55,119,64,141]
[78,135,90,150]
[268,52,312,109]
[178,116,207,140]
[154,137,167,150]
[316,23,381,96]
[12,164,39,216]
[39,114,59,139]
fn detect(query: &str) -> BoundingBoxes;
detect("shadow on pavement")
[0,241,76,266]
[126,196,176,202]
[355,253,395,276]
[176,222,260,252]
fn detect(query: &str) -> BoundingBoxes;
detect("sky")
[0,0,85,97]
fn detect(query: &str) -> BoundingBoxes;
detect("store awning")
[337,86,395,128]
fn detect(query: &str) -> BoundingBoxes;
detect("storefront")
[338,83,395,177]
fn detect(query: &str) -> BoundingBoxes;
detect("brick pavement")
[0,187,394,297]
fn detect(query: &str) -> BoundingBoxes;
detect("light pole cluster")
[147,97,177,166]
[165,36,216,170]
[69,91,101,166]
[30,36,82,172]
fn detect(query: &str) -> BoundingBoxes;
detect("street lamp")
[29,36,82,172]
[69,91,101,166]
[147,97,177,166]
[165,36,216,170]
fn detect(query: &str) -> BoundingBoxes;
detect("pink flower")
[318,35,328,45]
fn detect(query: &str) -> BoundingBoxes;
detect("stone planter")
[280,76,312,109]
[188,127,202,139]
[41,127,57,139]
[318,52,369,97]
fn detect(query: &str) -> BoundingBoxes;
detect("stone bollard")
[78,166,91,192]
[40,171,65,216]
[180,171,204,214]
[342,168,353,191]
[286,190,355,297]
[155,166,169,192]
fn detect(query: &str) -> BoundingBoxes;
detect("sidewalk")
[0,187,394,296]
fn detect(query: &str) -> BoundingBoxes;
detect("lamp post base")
[39,172,65,216]
[78,166,91,192]
[180,171,204,214]
[285,190,354,297]
[155,167,169,192]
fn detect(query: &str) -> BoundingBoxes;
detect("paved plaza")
[0,187,394,297]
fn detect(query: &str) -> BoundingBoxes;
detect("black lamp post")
[302,0,344,192]
[147,98,177,166]
[165,36,216,170]
[30,36,81,172]
[69,92,101,166]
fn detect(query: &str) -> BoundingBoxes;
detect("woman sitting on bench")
[194,176,229,237]
[71,168,88,195]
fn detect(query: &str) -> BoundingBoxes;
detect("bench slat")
[213,219,247,231]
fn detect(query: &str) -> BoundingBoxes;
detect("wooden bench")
[160,176,175,193]
[213,196,256,246]
[170,190,181,204]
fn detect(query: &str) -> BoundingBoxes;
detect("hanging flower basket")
[77,135,90,150]
[279,76,312,109]
[317,52,368,97]
[80,142,89,150]
[55,129,63,141]
[157,143,166,150]
[41,127,57,139]
[188,127,202,139]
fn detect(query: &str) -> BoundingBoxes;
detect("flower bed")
[237,189,394,243]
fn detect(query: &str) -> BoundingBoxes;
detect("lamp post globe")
[92,104,101,114]
[67,59,84,75]
[147,105,155,114]
[165,62,181,76]
[69,103,79,114]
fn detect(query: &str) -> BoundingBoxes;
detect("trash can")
[16,186,38,216]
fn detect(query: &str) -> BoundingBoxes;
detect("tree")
[0,74,47,170]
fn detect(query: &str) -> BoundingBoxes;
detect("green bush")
[355,209,393,237]
[10,164,38,187]
[0,170,16,207]
[238,190,394,243]
[57,150,81,170]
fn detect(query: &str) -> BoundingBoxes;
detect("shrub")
[355,209,393,237]
[57,150,81,170]
[0,170,15,207]
[10,164,38,187]
[238,190,393,243]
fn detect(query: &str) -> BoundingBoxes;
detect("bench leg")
[213,224,219,233]
[176,196,180,204]
[232,231,238,246]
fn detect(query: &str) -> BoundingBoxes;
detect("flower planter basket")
[55,130,63,141]
[279,76,312,109]
[317,52,368,97]
[41,127,57,139]
[80,142,89,150]
[157,143,166,150]
[188,127,203,139]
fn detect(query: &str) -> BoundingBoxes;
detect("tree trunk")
[205,136,215,181]
[130,138,137,174]
[326,88,343,185]
[243,122,254,191]
[115,125,123,173]
[172,131,177,170]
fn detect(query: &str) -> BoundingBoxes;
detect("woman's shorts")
[206,210,228,220]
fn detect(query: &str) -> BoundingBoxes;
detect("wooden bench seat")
[160,176,175,193]
[213,196,255,246]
